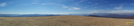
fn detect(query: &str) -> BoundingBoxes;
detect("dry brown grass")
[0,15,134,26]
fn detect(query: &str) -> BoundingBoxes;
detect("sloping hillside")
[127,16,134,19]
[0,15,134,26]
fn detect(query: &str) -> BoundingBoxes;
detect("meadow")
[0,15,134,26]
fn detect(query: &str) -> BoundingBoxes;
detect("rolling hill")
[0,15,134,26]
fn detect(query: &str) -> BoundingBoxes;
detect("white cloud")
[115,5,123,9]
[0,3,6,7]
[36,3,77,10]
[114,6,123,9]
[106,10,134,13]
[114,3,124,9]
[112,10,133,12]
[90,10,134,14]
[68,7,80,10]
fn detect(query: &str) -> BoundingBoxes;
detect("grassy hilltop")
[0,15,134,26]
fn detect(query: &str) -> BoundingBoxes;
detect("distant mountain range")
[89,13,134,18]
[0,14,60,17]
[0,14,91,17]
[1,13,134,19]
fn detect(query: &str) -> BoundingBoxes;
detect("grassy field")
[0,15,134,26]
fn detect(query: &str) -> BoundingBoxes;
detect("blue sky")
[0,0,134,14]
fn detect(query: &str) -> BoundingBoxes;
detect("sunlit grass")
[0,15,134,26]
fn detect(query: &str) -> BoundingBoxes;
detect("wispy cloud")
[114,6,123,9]
[41,3,68,8]
[94,7,97,8]
[95,3,98,5]
[91,10,134,14]
[80,0,85,2]
[114,3,124,9]
[88,2,92,3]
[41,3,46,5]
[47,13,69,14]
[73,7,80,9]
[32,3,38,4]
[75,0,86,5]
[54,3,68,8]
[62,5,68,8]
[89,10,104,11]
[114,5,123,9]
[9,2,13,3]
[106,10,134,13]
[68,7,80,10]
[130,3,134,5]
[0,3,6,7]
